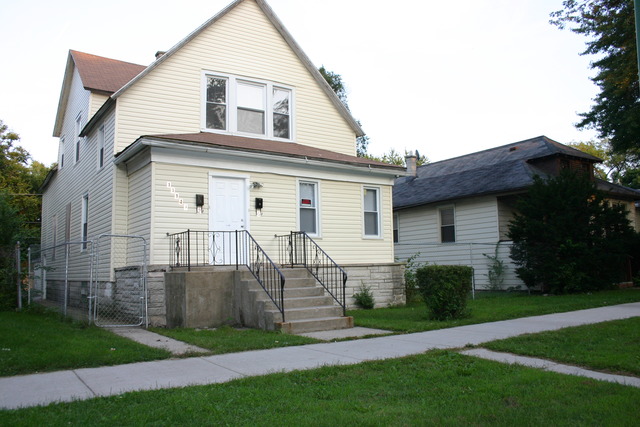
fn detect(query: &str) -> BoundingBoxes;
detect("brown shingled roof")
[140,132,404,171]
[70,50,146,94]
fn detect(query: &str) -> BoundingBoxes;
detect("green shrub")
[403,253,426,304]
[353,283,375,309]
[416,265,472,320]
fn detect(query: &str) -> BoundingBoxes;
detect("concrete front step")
[277,316,354,334]
[255,295,335,309]
[266,305,343,321]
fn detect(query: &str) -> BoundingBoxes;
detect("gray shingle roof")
[393,136,634,210]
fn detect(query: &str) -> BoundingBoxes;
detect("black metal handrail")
[276,231,347,316]
[168,230,286,322]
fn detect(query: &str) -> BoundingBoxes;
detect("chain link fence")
[395,241,525,294]
[27,235,147,326]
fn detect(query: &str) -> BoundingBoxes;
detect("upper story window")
[75,114,82,163]
[59,137,65,169]
[204,73,293,141]
[439,206,455,243]
[393,213,399,243]
[97,126,105,169]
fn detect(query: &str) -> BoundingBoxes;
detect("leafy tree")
[365,148,429,167]
[550,0,640,157]
[319,65,369,156]
[508,170,635,293]
[0,120,49,242]
[569,139,640,186]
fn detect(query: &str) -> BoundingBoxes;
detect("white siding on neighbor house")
[394,195,525,290]
[114,0,356,156]
[145,158,395,266]
[40,68,117,281]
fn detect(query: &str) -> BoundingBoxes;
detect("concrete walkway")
[1,302,638,410]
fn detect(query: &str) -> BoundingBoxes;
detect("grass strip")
[1,350,638,426]
[349,288,640,332]
[150,325,320,354]
[0,308,170,377]
[482,317,640,376]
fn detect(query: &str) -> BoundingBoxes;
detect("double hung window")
[299,181,318,235]
[363,187,381,237]
[97,126,105,169]
[204,73,292,140]
[439,207,455,243]
[75,114,82,163]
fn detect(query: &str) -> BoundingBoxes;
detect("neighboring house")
[40,0,405,329]
[393,136,640,290]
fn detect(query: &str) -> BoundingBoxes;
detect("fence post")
[64,244,70,316]
[27,246,31,306]
[187,229,191,272]
[469,243,475,300]
[16,241,22,310]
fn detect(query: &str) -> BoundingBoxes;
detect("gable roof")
[393,136,637,210]
[111,0,363,136]
[53,50,145,136]
[115,131,404,174]
[70,50,146,94]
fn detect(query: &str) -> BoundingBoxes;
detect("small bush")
[416,265,472,320]
[403,253,426,304]
[353,283,375,309]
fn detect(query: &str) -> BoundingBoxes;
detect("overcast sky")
[1,0,598,166]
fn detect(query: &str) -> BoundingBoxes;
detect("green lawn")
[349,288,640,332]
[483,317,640,377]
[150,325,320,354]
[0,309,170,377]
[1,350,638,425]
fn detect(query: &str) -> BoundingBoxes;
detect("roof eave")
[116,136,401,175]
[52,52,75,137]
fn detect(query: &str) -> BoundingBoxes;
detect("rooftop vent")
[155,51,166,60]
[509,146,518,152]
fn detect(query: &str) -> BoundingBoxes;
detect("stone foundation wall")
[147,265,169,327]
[342,263,405,309]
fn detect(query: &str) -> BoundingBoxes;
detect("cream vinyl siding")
[115,0,355,156]
[40,68,116,280]
[89,93,109,117]
[149,161,393,265]
[127,164,152,265]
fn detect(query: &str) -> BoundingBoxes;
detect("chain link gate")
[91,235,148,327]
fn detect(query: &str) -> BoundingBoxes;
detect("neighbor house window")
[97,126,105,169]
[393,213,399,243]
[75,114,82,163]
[363,187,380,237]
[204,73,293,140]
[299,181,318,235]
[81,194,88,250]
[439,206,455,243]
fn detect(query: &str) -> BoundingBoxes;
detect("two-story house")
[393,136,640,290]
[40,0,405,329]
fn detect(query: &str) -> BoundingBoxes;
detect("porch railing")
[168,230,286,322]
[276,231,347,316]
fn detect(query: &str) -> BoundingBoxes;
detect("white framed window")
[52,214,58,260]
[81,194,89,250]
[363,187,381,238]
[75,114,82,163]
[298,180,319,236]
[203,72,293,140]
[97,125,105,169]
[439,206,455,243]
[59,137,65,169]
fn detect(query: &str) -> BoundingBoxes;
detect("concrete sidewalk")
[1,302,639,410]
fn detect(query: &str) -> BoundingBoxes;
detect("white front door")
[209,176,247,264]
